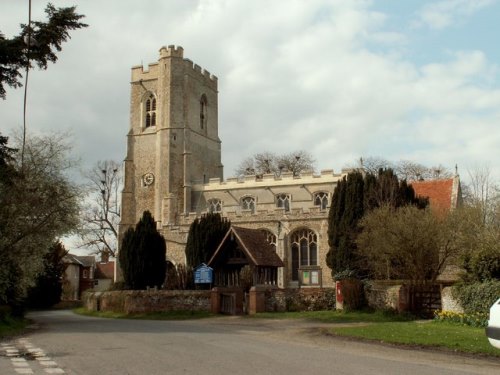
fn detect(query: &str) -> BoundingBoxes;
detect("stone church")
[118,46,461,289]
[118,45,349,288]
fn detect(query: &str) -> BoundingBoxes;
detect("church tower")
[120,46,222,232]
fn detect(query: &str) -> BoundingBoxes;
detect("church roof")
[208,226,284,268]
[410,176,461,212]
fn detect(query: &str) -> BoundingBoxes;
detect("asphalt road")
[0,310,499,375]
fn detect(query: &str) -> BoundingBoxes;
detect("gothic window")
[144,94,157,128]
[290,228,318,280]
[200,94,207,130]
[276,193,291,212]
[208,198,222,213]
[313,192,329,211]
[260,229,277,251]
[241,196,256,214]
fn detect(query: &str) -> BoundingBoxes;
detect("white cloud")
[415,0,497,30]
[1,0,499,185]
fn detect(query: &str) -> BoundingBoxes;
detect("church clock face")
[143,173,155,186]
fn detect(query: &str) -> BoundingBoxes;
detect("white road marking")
[1,338,66,374]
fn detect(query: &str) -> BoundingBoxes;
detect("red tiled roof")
[410,178,455,212]
[95,262,115,279]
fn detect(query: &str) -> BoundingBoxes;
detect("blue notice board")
[194,263,213,284]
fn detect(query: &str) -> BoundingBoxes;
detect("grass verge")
[74,307,216,320]
[250,309,415,323]
[329,320,498,357]
[0,316,29,339]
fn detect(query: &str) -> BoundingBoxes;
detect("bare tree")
[79,160,121,258]
[0,132,81,308]
[347,157,452,181]
[235,150,315,177]
[464,164,499,225]
[357,205,460,283]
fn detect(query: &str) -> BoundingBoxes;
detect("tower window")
[200,94,207,130]
[144,94,157,128]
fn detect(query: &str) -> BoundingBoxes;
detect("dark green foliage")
[27,241,67,308]
[452,280,500,314]
[185,213,231,268]
[0,4,87,99]
[326,172,365,277]
[462,248,500,282]
[119,211,166,290]
[327,169,428,279]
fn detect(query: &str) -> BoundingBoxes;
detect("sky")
[2,0,500,183]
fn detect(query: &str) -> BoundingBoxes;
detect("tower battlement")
[159,45,184,58]
[184,59,218,83]
[131,45,217,84]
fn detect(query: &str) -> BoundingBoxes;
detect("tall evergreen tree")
[119,211,166,290]
[326,171,365,278]
[185,213,231,268]
[327,169,428,279]
[27,241,67,308]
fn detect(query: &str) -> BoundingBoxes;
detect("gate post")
[249,286,266,314]
[211,287,221,314]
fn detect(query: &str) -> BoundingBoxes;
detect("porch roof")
[208,226,284,268]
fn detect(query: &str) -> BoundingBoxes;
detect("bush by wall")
[452,280,500,314]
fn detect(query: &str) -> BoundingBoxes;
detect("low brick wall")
[83,290,211,314]
[264,288,336,312]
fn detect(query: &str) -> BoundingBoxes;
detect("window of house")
[276,193,291,212]
[200,94,207,130]
[82,269,89,279]
[208,198,222,213]
[314,192,329,211]
[290,229,318,280]
[145,94,157,128]
[241,196,256,214]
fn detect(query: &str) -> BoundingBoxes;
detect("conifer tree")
[119,211,166,290]
[326,169,428,279]
[27,241,67,308]
[185,213,231,268]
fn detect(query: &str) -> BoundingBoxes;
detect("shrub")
[434,310,488,328]
[452,280,500,314]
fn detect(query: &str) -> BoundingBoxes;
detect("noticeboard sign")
[194,263,213,284]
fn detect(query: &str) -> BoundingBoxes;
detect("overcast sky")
[2,0,500,182]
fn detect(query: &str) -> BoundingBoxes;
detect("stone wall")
[441,286,464,313]
[264,288,336,312]
[364,281,402,311]
[83,290,211,314]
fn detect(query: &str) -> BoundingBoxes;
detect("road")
[0,310,499,375]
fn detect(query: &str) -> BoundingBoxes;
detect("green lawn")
[329,320,498,356]
[250,309,414,323]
